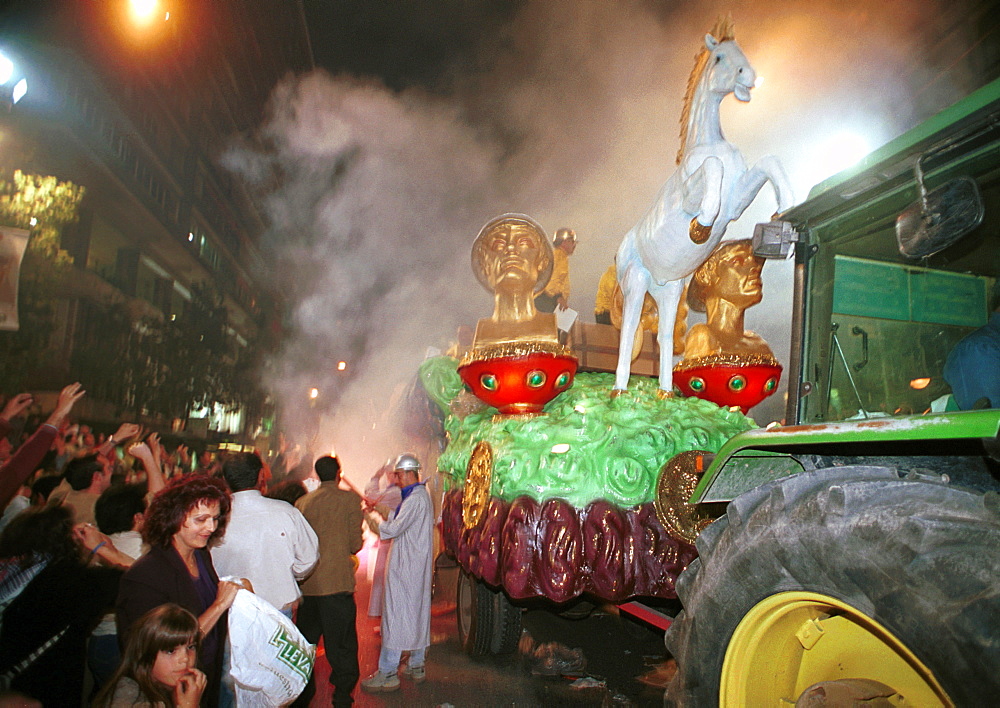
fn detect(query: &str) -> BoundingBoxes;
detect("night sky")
[303,0,523,92]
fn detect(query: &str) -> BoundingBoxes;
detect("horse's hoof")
[656,389,676,400]
[689,217,712,244]
[610,388,626,399]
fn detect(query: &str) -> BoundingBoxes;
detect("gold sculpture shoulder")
[470,213,560,348]
[682,239,775,361]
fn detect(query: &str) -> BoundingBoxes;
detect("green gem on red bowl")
[526,370,546,388]
[689,376,705,392]
[555,372,570,388]
[728,375,747,392]
[764,377,777,393]
[480,374,498,391]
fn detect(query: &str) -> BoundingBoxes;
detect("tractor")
[665,75,1000,705]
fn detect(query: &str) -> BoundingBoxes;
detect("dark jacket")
[116,544,225,707]
[0,558,120,705]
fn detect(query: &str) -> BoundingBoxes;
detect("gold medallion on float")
[654,450,719,544]
[462,440,493,529]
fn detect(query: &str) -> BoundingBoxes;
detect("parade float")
[419,211,758,655]
[419,17,791,656]
[422,20,1000,706]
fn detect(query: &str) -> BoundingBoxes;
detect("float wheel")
[457,569,522,656]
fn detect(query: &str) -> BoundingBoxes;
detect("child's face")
[151,642,197,687]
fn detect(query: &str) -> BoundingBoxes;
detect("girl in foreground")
[95,603,206,707]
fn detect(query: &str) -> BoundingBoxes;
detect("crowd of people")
[0,383,435,707]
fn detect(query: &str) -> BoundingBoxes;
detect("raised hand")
[130,442,152,462]
[45,383,85,428]
[72,522,107,552]
[112,422,141,444]
[147,432,163,456]
[0,393,33,422]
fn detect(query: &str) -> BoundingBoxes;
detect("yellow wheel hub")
[720,591,952,707]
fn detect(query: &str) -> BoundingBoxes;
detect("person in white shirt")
[212,452,319,615]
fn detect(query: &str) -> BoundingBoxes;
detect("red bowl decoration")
[673,354,782,414]
[459,350,578,415]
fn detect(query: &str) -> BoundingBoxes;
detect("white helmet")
[394,453,422,474]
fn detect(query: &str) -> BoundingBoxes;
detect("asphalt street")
[307,541,675,707]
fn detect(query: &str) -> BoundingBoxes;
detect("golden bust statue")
[682,239,774,360]
[470,214,560,348]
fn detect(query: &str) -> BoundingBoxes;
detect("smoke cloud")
[225,0,989,476]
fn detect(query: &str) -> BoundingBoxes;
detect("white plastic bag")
[226,587,315,707]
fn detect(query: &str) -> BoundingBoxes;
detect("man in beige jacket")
[293,455,363,708]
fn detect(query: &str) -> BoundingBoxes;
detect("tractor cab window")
[798,158,1000,422]
[792,84,1000,424]
[822,255,995,420]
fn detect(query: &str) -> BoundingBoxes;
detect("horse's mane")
[677,16,736,165]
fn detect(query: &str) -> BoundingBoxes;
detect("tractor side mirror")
[896,151,984,259]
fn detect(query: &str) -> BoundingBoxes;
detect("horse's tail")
[673,280,690,355]
[611,282,650,364]
[611,278,690,359]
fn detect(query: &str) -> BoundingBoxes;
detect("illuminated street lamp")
[129,0,161,26]
[0,54,12,84]
[0,50,28,109]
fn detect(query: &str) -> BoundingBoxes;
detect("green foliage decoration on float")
[419,356,754,509]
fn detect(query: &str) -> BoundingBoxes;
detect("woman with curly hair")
[116,475,244,707]
[95,603,206,707]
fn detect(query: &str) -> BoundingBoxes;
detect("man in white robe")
[360,453,433,692]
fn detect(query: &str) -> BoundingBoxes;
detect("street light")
[0,50,27,109]
[0,54,12,84]
[129,0,161,26]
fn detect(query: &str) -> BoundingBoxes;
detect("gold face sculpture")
[477,219,551,296]
[470,214,560,348]
[682,239,774,361]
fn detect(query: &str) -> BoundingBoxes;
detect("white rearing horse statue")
[614,18,793,395]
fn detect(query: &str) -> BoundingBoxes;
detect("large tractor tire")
[664,466,1000,706]
[457,569,523,657]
